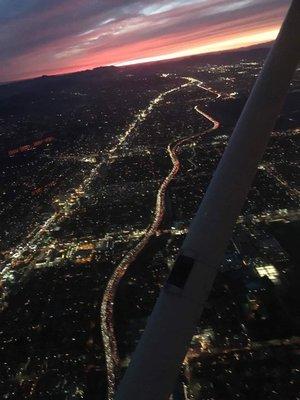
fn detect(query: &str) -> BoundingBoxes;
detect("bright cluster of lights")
[256,264,280,284]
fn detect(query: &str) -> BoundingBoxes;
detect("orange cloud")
[0,0,290,82]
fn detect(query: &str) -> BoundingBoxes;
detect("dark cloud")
[0,0,290,82]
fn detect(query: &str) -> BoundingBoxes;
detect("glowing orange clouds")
[0,0,290,82]
[116,28,280,66]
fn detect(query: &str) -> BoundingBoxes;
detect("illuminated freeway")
[101,78,221,399]
[0,79,188,303]
[0,75,221,399]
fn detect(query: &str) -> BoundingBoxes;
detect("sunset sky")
[0,0,290,82]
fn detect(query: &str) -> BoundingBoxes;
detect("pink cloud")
[0,0,290,82]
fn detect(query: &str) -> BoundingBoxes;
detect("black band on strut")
[166,254,195,289]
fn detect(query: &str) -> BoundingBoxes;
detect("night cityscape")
[0,1,299,399]
[0,46,299,400]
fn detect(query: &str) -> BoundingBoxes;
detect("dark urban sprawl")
[0,47,299,400]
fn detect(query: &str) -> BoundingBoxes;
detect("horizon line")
[0,40,273,86]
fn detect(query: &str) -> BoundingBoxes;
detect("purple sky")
[0,0,290,82]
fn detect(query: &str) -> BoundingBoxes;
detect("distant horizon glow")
[115,27,279,67]
[0,0,290,82]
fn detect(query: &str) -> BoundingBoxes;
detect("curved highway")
[101,79,221,399]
